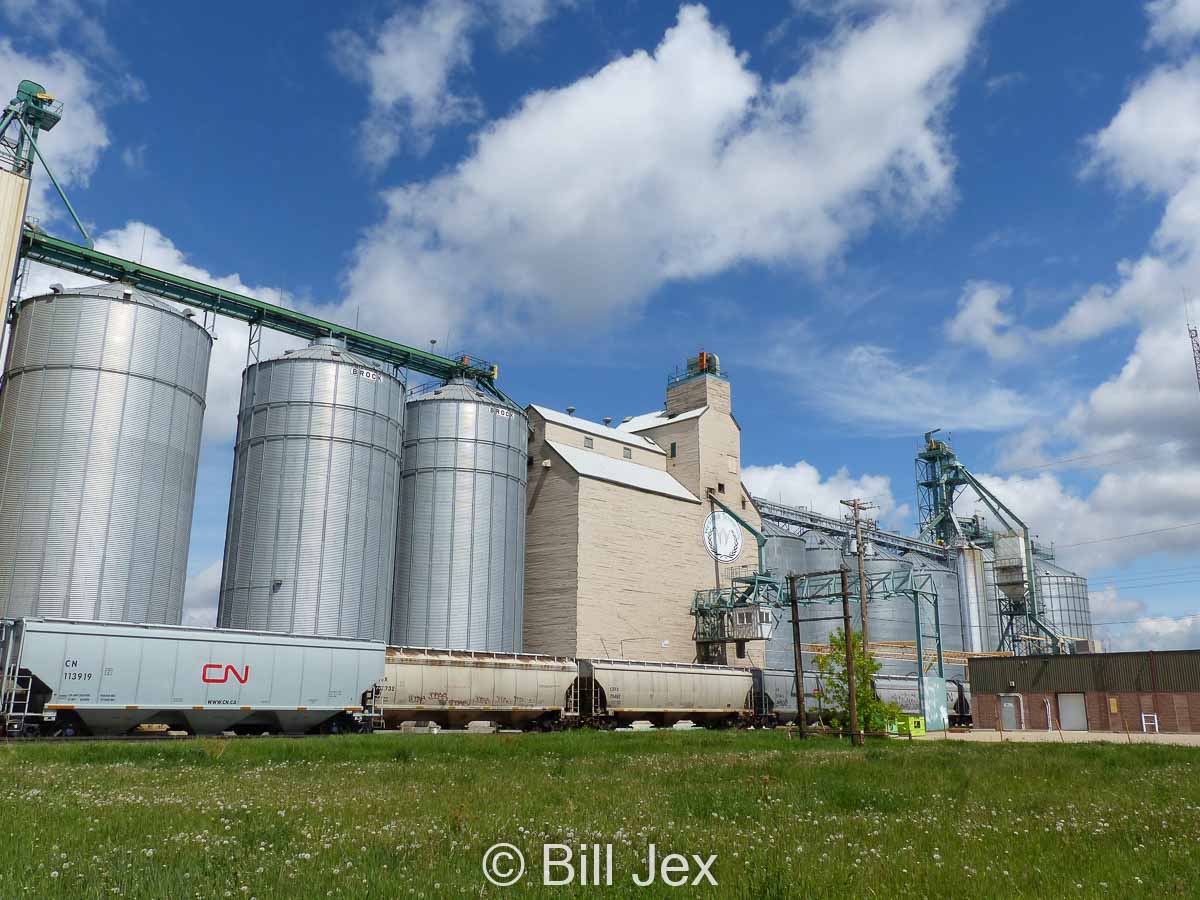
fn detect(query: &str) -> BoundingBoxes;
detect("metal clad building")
[970,651,1200,733]
[0,284,211,623]
[391,379,528,652]
[970,652,1155,694]
[218,338,404,641]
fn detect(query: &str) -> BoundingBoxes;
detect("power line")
[1056,521,1200,549]
[1089,577,1200,592]
[998,439,1199,476]
[1088,562,1200,579]
[1089,565,1200,583]
[1092,612,1200,627]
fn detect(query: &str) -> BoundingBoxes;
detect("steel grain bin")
[391,379,528,652]
[0,284,211,623]
[1036,559,1092,642]
[218,338,404,641]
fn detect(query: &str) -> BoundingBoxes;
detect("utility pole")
[840,567,863,747]
[787,574,806,740]
[841,498,877,648]
[1188,317,1200,397]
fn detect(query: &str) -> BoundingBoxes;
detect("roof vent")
[621,416,633,423]
[566,406,576,416]
[121,287,133,301]
[49,283,63,293]
[182,308,196,319]
[603,417,612,427]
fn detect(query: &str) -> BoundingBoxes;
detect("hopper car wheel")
[20,723,40,738]
[320,715,355,736]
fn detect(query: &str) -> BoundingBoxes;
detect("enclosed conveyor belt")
[18,228,508,394]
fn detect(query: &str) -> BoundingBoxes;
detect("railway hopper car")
[756,670,972,727]
[0,618,385,736]
[378,647,577,729]
[570,659,753,727]
[755,668,824,724]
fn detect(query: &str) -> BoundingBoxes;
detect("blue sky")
[6,0,1200,648]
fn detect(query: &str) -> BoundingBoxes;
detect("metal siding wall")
[0,290,210,623]
[390,381,528,652]
[1154,652,1200,692]
[969,652,1180,693]
[218,347,404,641]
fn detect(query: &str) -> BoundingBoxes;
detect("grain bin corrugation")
[391,379,528,652]
[218,338,404,641]
[0,284,211,623]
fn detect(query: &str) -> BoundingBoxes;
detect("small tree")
[814,628,900,733]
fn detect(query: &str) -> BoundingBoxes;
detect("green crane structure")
[690,491,785,662]
[916,430,1067,655]
[0,80,509,396]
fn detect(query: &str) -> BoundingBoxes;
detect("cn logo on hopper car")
[201,664,250,685]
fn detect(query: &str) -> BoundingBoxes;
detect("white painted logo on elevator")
[703,510,743,562]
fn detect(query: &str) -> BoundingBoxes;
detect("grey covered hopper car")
[571,659,753,726]
[0,618,385,736]
[379,647,576,729]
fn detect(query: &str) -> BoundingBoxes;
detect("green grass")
[0,731,1197,897]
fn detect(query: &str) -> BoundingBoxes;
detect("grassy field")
[0,731,1197,898]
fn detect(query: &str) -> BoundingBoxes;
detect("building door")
[1000,695,1022,730]
[1058,693,1088,731]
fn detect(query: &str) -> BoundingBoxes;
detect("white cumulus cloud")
[332,0,572,163]
[0,38,108,221]
[21,222,303,446]
[1147,0,1200,47]
[182,558,222,628]
[963,467,1200,571]
[341,0,993,347]
[945,280,1029,361]
[743,460,908,525]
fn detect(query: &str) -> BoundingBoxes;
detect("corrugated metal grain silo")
[763,530,807,670]
[0,283,211,623]
[391,379,528,652]
[218,338,405,641]
[857,550,917,678]
[954,545,990,653]
[1036,559,1092,642]
[907,552,965,656]
[785,533,848,676]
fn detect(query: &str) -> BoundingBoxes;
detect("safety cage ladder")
[0,621,34,736]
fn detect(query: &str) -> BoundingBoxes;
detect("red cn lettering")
[202,664,249,685]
